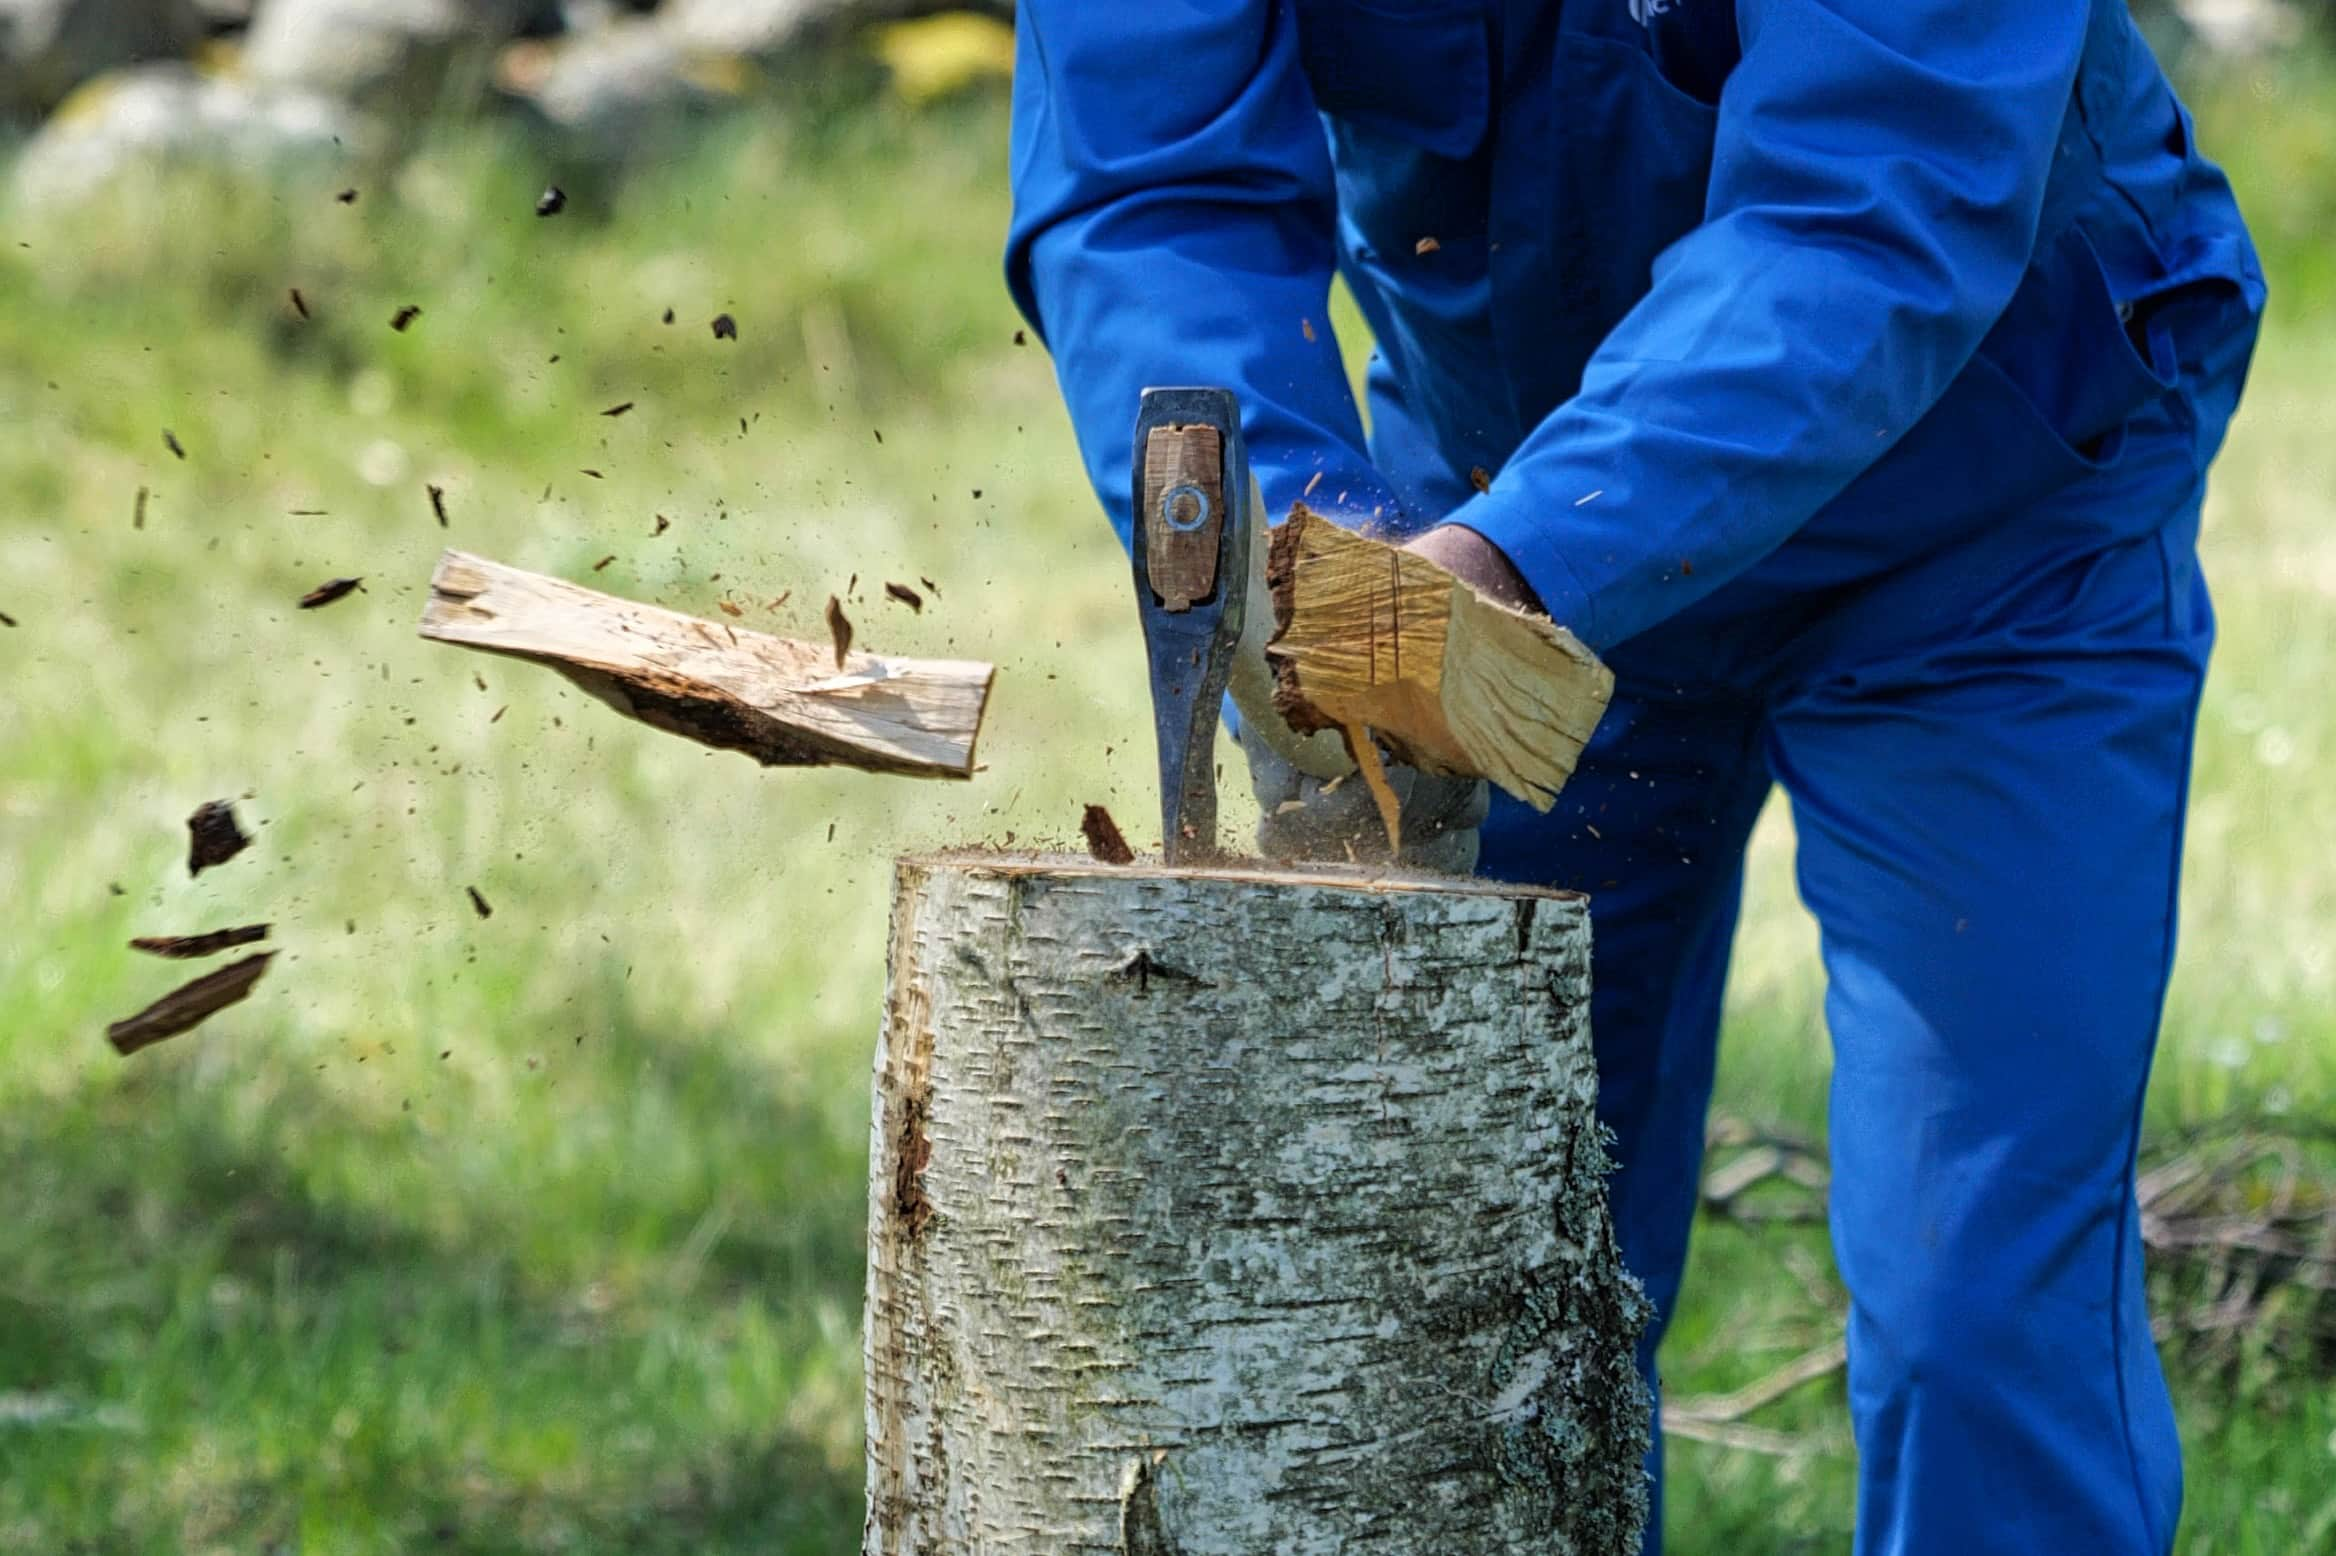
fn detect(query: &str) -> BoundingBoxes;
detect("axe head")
[1131,387,1250,865]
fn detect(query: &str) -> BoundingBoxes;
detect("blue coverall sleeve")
[1450,2,2090,652]
[1005,0,1405,546]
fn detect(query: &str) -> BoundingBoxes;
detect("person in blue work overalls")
[1006,2,2263,1550]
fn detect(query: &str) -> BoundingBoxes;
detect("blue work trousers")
[1478,384,2236,1552]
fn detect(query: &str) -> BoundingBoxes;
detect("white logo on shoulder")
[1629,0,1676,21]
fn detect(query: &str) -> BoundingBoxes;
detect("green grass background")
[2,51,2332,1555]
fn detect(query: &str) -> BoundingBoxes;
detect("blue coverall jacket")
[1006,2,2265,1550]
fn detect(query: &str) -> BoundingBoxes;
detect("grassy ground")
[1,56,2331,1556]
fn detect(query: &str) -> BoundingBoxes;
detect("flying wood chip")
[289,287,310,319]
[335,187,358,204]
[710,313,737,341]
[162,429,186,460]
[107,952,275,1057]
[467,886,492,919]
[186,800,250,876]
[0,609,16,628]
[535,185,567,217]
[602,401,633,418]
[884,581,923,613]
[390,304,421,332]
[299,577,364,609]
[134,485,148,529]
[826,595,853,668]
[1081,804,1135,866]
[428,483,449,527]
[131,924,271,960]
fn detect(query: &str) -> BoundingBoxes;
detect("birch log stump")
[864,856,1650,1555]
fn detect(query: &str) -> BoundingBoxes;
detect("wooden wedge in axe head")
[1130,386,1250,865]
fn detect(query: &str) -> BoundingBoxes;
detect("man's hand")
[1402,523,1545,615]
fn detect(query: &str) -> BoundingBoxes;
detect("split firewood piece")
[1266,504,1613,810]
[107,951,275,1057]
[418,550,994,779]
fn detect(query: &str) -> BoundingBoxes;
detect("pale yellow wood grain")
[418,550,993,779]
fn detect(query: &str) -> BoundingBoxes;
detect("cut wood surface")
[864,854,1650,1555]
[418,551,994,779]
[1267,505,1614,809]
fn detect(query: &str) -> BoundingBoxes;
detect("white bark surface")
[864,856,1649,1555]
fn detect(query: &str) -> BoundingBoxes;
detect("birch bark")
[864,856,1649,1555]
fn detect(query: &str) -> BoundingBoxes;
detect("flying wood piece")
[418,550,993,779]
[131,924,270,960]
[1265,504,1613,810]
[107,951,275,1056]
[186,800,250,876]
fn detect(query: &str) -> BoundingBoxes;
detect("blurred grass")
[1,51,2332,1556]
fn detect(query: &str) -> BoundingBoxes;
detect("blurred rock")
[13,61,358,206]
[498,18,745,153]
[242,0,526,111]
[190,0,248,28]
[2171,0,2303,51]
[0,0,206,117]
[662,0,842,55]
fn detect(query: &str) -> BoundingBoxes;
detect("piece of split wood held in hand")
[1265,504,1613,812]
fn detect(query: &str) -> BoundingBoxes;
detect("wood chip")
[602,401,634,418]
[390,304,421,332]
[133,485,148,530]
[299,576,364,609]
[467,886,492,919]
[186,800,250,876]
[289,286,310,319]
[919,576,939,596]
[580,468,603,479]
[653,514,670,536]
[162,429,185,460]
[592,554,616,572]
[107,952,274,1057]
[1469,466,1492,494]
[1081,804,1135,866]
[0,610,15,628]
[1012,328,1027,346]
[335,187,358,204]
[662,307,675,324]
[1343,724,1403,857]
[711,313,737,341]
[1301,317,1316,342]
[884,581,924,613]
[825,594,853,668]
[718,599,743,617]
[428,483,449,527]
[1415,235,1442,255]
[131,924,271,960]
[535,185,567,217]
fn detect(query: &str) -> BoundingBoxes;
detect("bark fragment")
[186,800,250,876]
[108,952,275,1057]
[131,924,270,960]
[1081,804,1134,865]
